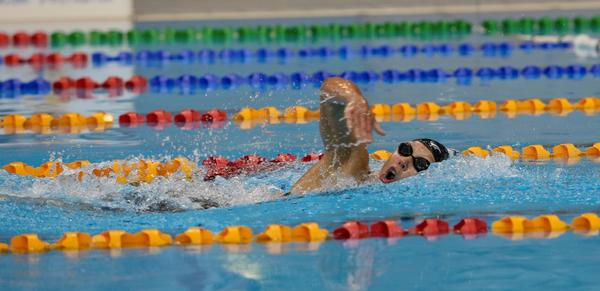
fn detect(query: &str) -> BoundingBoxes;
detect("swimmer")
[290,77,449,195]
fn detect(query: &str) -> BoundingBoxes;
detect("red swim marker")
[118,112,145,127]
[12,32,30,46]
[175,109,201,123]
[408,218,450,236]
[101,76,124,90]
[75,77,97,90]
[453,218,487,235]
[4,54,22,66]
[125,75,147,92]
[0,33,9,47]
[28,53,45,68]
[201,109,227,122]
[69,53,88,67]
[52,77,75,91]
[370,220,407,237]
[333,221,370,240]
[31,31,48,47]
[146,110,172,125]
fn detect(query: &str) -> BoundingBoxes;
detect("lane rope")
[0,96,600,135]
[1,63,598,98]
[1,96,598,135]
[1,213,599,254]
[0,40,573,69]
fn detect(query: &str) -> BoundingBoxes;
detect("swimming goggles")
[397,142,431,172]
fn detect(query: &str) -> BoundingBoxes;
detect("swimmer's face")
[378,141,435,183]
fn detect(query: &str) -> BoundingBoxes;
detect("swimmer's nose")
[380,166,396,183]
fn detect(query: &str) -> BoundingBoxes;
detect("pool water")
[1,12,600,290]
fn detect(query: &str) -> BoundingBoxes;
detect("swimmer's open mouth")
[380,167,396,183]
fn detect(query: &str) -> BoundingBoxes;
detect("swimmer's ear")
[372,116,386,136]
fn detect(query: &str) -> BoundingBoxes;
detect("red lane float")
[124,75,147,92]
[52,76,146,93]
[75,77,98,90]
[0,32,9,47]
[146,110,172,125]
[31,32,48,47]
[408,218,450,236]
[2,52,87,68]
[333,221,370,240]
[117,109,228,130]
[12,32,30,46]
[174,109,201,124]
[453,218,488,235]
[118,112,146,127]
[201,109,227,122]
[370,220,407,237]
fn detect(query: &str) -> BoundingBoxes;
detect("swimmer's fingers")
[355,102,372,143]
[361,108,373,143]
[344,102,355,136]
[372,116,385,136]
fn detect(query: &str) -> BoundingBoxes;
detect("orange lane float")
[462,146,490,158]
[521,145,552,160]
[256,224,293,243]
[175,227,214,245]
[121,229,173,247]
[571,213,600,232]
[0,242,8,253]
[491,216,528,233]
[370,150,392,160]
[524,215,569,232]
[292,223,328,242]
[552,143,583,158]
[585,143,600,156]
[52,232,92,250]
[10,234,50,253]
[92,230,128,249]
[492,146,520,160]
[215,226,254,244]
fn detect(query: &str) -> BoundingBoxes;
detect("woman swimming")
[290,77,449,195]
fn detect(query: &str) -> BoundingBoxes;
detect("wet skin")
[290,77,435,195]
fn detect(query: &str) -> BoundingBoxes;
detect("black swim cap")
[414,138,449,162]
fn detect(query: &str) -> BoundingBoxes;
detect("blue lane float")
[138,63,600,92]
[87,41,573,68]
[1,63,599,97]
[0,78,51,98]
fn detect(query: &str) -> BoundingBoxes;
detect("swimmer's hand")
[344,98,385,144]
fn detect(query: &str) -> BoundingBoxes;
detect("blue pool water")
[1,12,600,290]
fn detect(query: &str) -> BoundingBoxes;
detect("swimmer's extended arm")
[290,77,384,195]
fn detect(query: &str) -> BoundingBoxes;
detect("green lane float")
[483,15,600,35]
